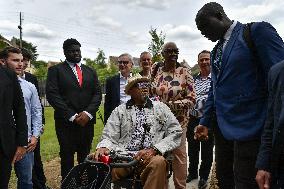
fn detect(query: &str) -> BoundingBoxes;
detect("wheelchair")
[61,151,172,189]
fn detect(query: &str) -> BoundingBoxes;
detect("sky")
[1,0,284,66]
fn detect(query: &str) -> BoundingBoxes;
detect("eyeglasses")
[118,61,130,65]
[136,82,151,89]
[163,48,179,55]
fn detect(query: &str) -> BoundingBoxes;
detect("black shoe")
[198,179,207,189]
[186,175,197,183]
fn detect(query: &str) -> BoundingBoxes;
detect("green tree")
[95,48,107,66]
[191,63,200,77]
[148,27,166,63]
[85,57,118,84]
[11,37,38,61]
[33,60,48,79]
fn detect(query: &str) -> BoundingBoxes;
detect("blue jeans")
[14,152,34,189]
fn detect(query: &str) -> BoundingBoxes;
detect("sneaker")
[186,175,197,183]
[198,179,207,189]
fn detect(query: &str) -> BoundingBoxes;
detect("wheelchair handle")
[85,153,139,168]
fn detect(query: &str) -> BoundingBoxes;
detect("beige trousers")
[172,126,187,189]
[112,155,168,189]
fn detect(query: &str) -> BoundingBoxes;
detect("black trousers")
[187,117,214,180]
[55,119,94,180]
[234,139,260,189]
[0,143,12,189]
[32,139,47,189]
[213,121,235,189]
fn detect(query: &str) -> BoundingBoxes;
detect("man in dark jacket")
[256,60,284,189]
[46,38,102,180]
[0,48,28,189]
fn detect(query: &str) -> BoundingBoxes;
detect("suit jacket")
[256,61,284,173]
[104,74,120,124]
[200,21,284,141]
[0,66,28,158]
[46,61,102,125]
[24,72,45,124]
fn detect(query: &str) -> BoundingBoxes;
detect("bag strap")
[243,22,258,60]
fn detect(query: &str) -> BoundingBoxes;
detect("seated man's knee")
[112,167,132,182]
[149,156,167,169]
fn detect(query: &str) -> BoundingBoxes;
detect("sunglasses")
[163,48,179,55]
[135,82,151,89]
[118,61,130,65]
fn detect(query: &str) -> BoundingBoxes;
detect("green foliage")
[32,60,48,79]
[95,48,107,66]
[0,41,7,49]
[11,37,38,60]
[131,67,141,75]
[84,48,118,84]
[191,63,200,77]
[85,56,118,84]
[148,27,166,63]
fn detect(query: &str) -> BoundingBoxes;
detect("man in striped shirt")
[187,50,214,189]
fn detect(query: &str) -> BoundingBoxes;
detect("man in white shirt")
[104,53,133,124]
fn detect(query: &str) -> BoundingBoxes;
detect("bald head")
[162,42,178,53]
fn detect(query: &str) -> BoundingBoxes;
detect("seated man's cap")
[125,74,150,95]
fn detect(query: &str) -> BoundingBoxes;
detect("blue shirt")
[18,77,42,140]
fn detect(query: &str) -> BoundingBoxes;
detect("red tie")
[75,64,83,87]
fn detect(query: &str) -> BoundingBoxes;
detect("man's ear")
[0,58,6,65]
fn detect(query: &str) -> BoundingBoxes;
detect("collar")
[196,73,211,79]
[18,76,24,82]
[126,98,153,109]
[66,60,82,67]
[223,20,237,41]
[119,72,132,79]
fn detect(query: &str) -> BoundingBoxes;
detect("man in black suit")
[21,48,48,189]
[0,49,28,188]
[256,60,284,189]
[46,38,102,180]
[104,53,133,123]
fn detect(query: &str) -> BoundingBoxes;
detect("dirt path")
[44,157,61,189]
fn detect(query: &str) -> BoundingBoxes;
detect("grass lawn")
[9,106,105,188]
[41,106,105,161]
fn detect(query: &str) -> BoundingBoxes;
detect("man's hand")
[256,170,271,189]
[194,125,208,141]
[75,112,90,127]
[135,148,156,162]
[26,136,38,152]
[91,147,110,161]
[12,146,26,164]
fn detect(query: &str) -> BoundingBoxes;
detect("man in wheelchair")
[92,75,182,189]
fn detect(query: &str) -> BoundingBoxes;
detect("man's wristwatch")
[151,146,162,155]
[33,135,40,140]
